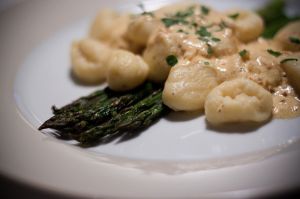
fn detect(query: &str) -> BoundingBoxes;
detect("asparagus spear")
[51,88,110,115]
[257,0,300,38]
[79,89,169,146]
[39,82,158,135]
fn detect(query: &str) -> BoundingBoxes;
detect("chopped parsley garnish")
[228,13,240,20]
[199,37,209,42]
[280,58,298,64]
[239,49,248,57]
[161,18,188,27]
[191,21,198,27]
[142,12,154,17]
[175,6,194,18]
[161,6,195,28]
[196,26,211,37]
[137,3,154,17]
[239,49,249,60]
[201,5,210,15]
[161,18,176,27]
[166,55,178,66]
[289,36,300,44]
[216,21,228,32]
[204,61,210,65]
[177,29,188,34]
[211,37,221,42]
[267,49,282,57]
[207,44,213,56]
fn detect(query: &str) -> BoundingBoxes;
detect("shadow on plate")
[69,69,105,87]
[76,118,162,147]
[165,111,203,122]
[205,117,272,134]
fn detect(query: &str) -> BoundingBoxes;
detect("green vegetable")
[201,5,210,15]
[142,12,154,17]
[166,55,178,66]
[196,26,211,37]
[175,6,194,18]
[239,49,249,60]
[161,6,194,28]
[239,49,247,57]
[177,29,188,34]
[51,89,109,115]
[207,44,213,56]
[267,49,282,57]
[39,83,158,136]
[138,3,154,17]
[79,90,169,146]
[257,0,300,38]
[280,58,298,64]
[219,21,227,29]
[289,37,300,44]
[161,18,188,27]
[257,0,285,24]
[211,37,221,42]
[228,13,239,20]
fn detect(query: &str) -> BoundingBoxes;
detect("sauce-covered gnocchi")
[71,2,300,125]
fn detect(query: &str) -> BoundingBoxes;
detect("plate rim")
[1,0,300,198]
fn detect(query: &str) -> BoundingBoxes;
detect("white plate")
[1,0,300,198]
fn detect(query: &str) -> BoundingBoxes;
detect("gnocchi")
[143,31,182,82]
[71,38,111,84]
[163,63,219,111]
[89,9,130,49]
[106,49,149,91]
[275,21,300,52]
[226,9,264,43]
[205,78,273,124]
[125,15,160,47]
[281,55,300,94]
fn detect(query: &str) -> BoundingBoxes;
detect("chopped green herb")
[216,21,228,32]
[175,6,194,18]
[239,49,249,60]
[239,49,248,57]
[204,61,210,65]
[138,3,154,17]
[267,49,282,57]
[177,29,188,34]
[201,6,210,15]
[196,26,211,37]
[211,37,221,42]
[191,22,198,27]
[220,21,228,28]
[228,13,240,20]
[142,12,154,17]
[161,18,188,27]
[199,37,209,42]
[161,18,175,27]
[166,55,178,66]
[207,44,213,56]
[289,36,300,44]
[280,58,298,64]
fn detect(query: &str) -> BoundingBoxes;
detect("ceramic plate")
[1,0,300,198]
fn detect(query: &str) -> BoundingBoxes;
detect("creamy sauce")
[272,83,300,118]
[147,4,300,119]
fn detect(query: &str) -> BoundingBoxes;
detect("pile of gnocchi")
[71,3,300,125]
